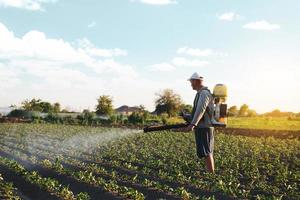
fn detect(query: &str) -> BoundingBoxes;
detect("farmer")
[181,72,215,173]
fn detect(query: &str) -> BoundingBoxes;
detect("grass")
[227,117,300,131]
[166,116,300,131]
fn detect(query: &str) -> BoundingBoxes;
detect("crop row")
[0,173,21,200]
[0,123,299,199]
[0,156,90,200]
[0,143,146,200]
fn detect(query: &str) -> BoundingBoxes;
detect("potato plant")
[0,123,299,200]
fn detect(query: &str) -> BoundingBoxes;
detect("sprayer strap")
[201,88,215,124]
[192,87,213,124]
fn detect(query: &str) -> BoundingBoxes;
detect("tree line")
[4,89,300,123]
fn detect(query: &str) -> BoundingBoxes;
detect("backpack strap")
[199,87,214,122]
[191,87,213,124]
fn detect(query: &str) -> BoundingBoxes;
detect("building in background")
[115,105,141,116]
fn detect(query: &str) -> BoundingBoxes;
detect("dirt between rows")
[0,139,235,200]
[0,149,125,200]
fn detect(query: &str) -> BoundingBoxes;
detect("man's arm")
[190,90,211,126]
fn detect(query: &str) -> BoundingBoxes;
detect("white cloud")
[0,0,58,11]
[0,22,135,78]
[217,12,240,21]
[0,21,147,111]
[146,47,213,71]
[131,0,177,5]
[0,21,140,104]
[92,59,137,78]
[88,21,97,28]
[177,47,228,58]
[8,60,88,81]
[243,20,280,31]
[148,63,175,71]
[172,57,210,67]
[0,64,21,88]
[177,47,213,57]
[78,38,127,57]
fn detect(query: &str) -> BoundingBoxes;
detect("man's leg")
[205,154,214,173]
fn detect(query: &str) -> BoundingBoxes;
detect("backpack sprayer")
[143,84,228,133]
[211,84,228,125]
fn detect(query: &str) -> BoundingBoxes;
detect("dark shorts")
[194,127,214,158]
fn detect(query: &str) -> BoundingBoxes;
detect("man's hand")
[174,124,195,132]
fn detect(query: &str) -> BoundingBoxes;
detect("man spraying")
[180,72,215,173]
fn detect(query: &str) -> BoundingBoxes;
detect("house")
[115,105,141,116]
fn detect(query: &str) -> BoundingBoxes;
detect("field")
[0,123,299,200]
[227,117,300,131]
[167,117,300,131]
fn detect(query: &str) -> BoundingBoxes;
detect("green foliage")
[229,104,257,117]
[143,114,161,124]
[53,102,61,113]
[228,117,300,130]
[7,109,35,119]
[95,95,114,116]
[155,89,183,117]
[61,116,79,125]
[77,110,96,125]
[44,113,62,124]
[128,112,144,124]
[247,109,257,117]
[165,116,185,125]
[76,192,91,200]
[0,157,81,200]
[238,104,249,117]
[7,109,27,118]
[0,174,21,200]
[266,109,282,117]
[288,116,300,121]
[180,104,193,114]
[110,115,117,124]
[160,113,168,125]
[228,106,238,117]
[264,109,297,118]
[0,124,299,199]
[21,98,60,113]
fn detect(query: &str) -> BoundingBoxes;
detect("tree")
[21,98,60,113]
[8,109,32,118]
[138,104,150,122]
[77,109,96,125]
[95,95,114,116]
[238,104,249,117]
[180,104,193,113]
[228,105,238,117]
[22,98,43,111]
[265,109,282,117]
[138,104,146,113]
[128,112,144,124]
[247,109,257,117]
[39,102,54,113]
[53,102,61,113]
[154,89,183,117]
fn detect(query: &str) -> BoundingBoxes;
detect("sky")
[0,0,299,113]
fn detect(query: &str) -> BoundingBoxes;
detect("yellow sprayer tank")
[212,84,228,127]
[213,84,228,99]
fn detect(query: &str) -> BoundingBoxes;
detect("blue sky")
[0,0,299,113]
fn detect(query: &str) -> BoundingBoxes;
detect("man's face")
[190,79,201,90]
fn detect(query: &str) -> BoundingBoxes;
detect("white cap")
[187,72,203,81]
